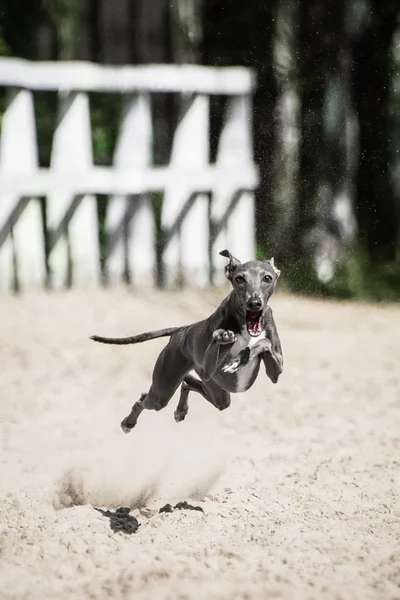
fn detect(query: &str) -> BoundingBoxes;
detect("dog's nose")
[247,297,262,311]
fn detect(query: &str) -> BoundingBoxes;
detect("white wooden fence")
[0,58,258,292]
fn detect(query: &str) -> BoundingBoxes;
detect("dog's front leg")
[262,344,283,384]
[263,320,284,383]
[202,329,237,381]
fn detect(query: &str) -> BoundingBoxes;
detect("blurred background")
[0,0,399,300]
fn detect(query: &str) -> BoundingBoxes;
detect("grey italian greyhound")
[91,250,283,432]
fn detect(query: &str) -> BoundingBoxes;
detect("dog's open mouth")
[246,311,263,337]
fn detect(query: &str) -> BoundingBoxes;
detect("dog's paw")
[174,407,188,423]
[222,357,241,373]
[213,329,236,345]
[121,417,134,434]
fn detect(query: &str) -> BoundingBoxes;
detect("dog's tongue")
[247,312,262,337]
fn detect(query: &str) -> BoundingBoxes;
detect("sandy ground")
[0,286,399,600]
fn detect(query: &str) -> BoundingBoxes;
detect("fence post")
[107,93,155,286]
[211,95,255,285]
[161,94,210,287]
[0,89,45,292]
[48,92,100,288]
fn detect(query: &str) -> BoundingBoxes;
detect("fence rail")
[0,58,258,292]
[0,58,256,94]
[0,167,257,197]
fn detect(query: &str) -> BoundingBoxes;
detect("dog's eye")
[235,275,245,284]
[263,275,273,283]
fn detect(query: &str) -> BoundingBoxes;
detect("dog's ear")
[219,249,241,281]
[268,257,281,278]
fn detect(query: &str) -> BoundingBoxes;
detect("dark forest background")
[1,0,399,300]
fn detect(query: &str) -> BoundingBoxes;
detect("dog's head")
[219,249,280,337]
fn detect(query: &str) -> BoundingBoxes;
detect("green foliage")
[0,25,9,57]
[276,244,400,303]
[329,247,400,302]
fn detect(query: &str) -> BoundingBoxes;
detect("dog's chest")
[230,329,266,393]
[229,328,265,355]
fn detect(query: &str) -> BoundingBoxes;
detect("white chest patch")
[229,328,265,356]
[247,330,266,347]
[234,329,266,392]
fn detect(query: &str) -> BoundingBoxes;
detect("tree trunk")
[202,0,277,258]
[169,0,202,64]
[352,0,399,263]
[97,0,130,64]
[270,0,300,263]
[295,0,327,264]
[313,0,357,283]
[292,0,358,287]
[45,0,91,61]
[130,0,171,65]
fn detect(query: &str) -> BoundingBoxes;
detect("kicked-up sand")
[0,287,399,599]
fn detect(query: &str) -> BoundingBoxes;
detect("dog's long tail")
[90,326,185,345]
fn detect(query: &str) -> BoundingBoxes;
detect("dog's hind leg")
[121,342,191,432]
[174,374,203,423]
[174,374,231,422]
[121,393,147,432]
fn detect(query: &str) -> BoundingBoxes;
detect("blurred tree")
[1,0,42,59]
[269,0,300,264]
[131,0,170,65]
[292,0,358,289]
[97,0,130,64]
[296,0,326,260]
[170,0,202,64]
[42,0,91,60]
[203,0,277,257]
[351,0,399,264]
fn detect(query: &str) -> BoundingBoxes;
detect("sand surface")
[0,287,399,600]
